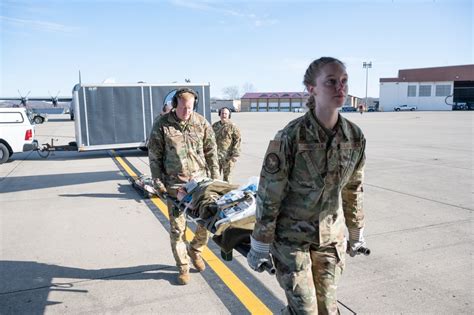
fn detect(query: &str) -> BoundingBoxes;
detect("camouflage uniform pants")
[272,241,344,315]
[219,160,235,182]
[167,199,210,269]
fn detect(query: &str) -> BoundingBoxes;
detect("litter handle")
[346,241,371,256]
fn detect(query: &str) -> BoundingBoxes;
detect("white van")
[0,108,37,164]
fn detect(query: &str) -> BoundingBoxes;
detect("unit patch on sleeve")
[264,153,280,174]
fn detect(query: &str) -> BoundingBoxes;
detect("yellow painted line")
[114,155,138,178]
[112,153,272,314]
[151,196,169,219]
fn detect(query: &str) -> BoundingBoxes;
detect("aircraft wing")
[0,97,72,102]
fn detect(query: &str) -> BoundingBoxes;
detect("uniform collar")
[306,110,350,141]
[338,114,352,141]
[168,110,194,128]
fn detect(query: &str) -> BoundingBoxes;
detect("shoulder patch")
[268,140,281,150]
[264,152,280,174]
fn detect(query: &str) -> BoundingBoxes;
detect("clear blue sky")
[1,0,472,99]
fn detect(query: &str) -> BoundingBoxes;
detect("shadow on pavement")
[0,171,124,194]
[12,148,147,163]
[59,183,140,200]
[13,150,112,162]
[0,260,175,315]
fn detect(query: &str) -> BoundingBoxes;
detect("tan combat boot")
[188,248,206,272]
[177,266,190,285]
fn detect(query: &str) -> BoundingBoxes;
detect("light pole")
[363,61,372,110]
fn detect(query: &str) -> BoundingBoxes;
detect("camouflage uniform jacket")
[148,111,219,191]
[252,110,366,249]
[212,120,241,163]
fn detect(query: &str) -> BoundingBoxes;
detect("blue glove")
[348,227,368,257]
[247,236,273,272]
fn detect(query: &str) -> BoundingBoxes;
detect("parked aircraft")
[0,90,72,107]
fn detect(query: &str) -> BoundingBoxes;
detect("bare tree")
[242,82,256,94]
[222,86,240,100]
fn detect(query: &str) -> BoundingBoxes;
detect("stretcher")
[129,175,275,274]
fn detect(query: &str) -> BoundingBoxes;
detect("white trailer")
[71,82,211,151]
[37,83,211,156]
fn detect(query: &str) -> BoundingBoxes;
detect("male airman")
[148,88,219,285]
[212,107,241,182]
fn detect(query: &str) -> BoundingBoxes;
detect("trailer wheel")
[0,143,10,164]
[37,148,51,159]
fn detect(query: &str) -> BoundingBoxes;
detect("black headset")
[218,107,232,118]
[171,88,199,110]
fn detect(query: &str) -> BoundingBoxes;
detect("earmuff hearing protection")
[218,107,232,118]
[171,88,199,110]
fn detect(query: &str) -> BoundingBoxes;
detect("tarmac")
[0,111,472,314]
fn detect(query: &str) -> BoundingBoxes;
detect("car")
[341,106,357,112]
[26,109,48,124]
[367,106,377,112]
[0,108,37,164]
[452,103,474,110]
[394,104,417,111]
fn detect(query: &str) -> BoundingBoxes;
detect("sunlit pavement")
[1,111,472,314]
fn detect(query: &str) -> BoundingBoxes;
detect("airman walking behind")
[247,57,368,314]
[148,88,219,285]
[212,107,241,182]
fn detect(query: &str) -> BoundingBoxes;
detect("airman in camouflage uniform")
[148,88,219,285]
[247,57,368,314]
[212,107,241,182]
